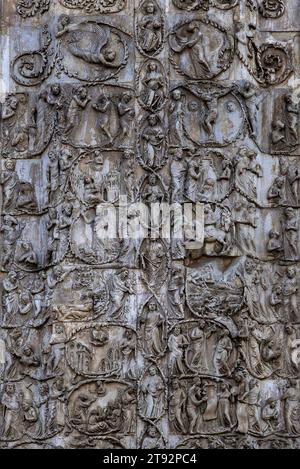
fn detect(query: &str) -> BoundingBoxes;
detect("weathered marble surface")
[0,0,300,450]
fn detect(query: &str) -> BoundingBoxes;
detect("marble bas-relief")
[1,0,300,450]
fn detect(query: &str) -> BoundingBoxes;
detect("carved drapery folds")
[1,0,300,450]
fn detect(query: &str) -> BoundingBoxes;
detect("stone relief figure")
[140,366,166,420]
[170,21,211,78]
[140,425,165,449]
[117,93,135,143]
[169,380,187,433]
[139,298,166,357]
[213,330,233,376]
[108,270,135,319]
[65,87,91,136]
[282,267,299,323]
[140,114,166,169]
[0,160,37,213]
[235,146,262,201]
[282,208,299,262]
[137,1,164,56]
[140,173,166,203]
[169,90,186,147]
[0,384,23,440]
[1,216,25,270]
[271,92,299,153]
[168,326,188,376]
[139,238,169,287]
[1,94,29,156]
[139,60,166,112]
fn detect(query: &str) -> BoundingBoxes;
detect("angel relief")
[56,17,131,82]
[169,19,234,80]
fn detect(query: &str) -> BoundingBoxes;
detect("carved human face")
[40,384,49,396]
[23,347,32,357]
[104,50,116,63]
[8,272,17,282]
[285,208,294,219]
[149,174,157,185]
[149,366,157,376]
[5,160,16,171]
[149,301,157,311]
[123,93,132,104]
[148,427,157,438]
[174,148,183,160]
[124,150,133,160]
[49,208,57,219]
[227,101,236,112]
[173,381,179,389]
[6,384,15,395]
[172,90,181,101]
[79,88,87,99]
[51,84,61,96]
[148,115,157,126]
[121,270,129,280]
[9,96,19,110]
[149,62,157,72]
[146,2,155,14]
[287,267,296,279]
[245,260,254,274]
[60,15,70,27]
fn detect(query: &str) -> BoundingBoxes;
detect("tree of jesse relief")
[1,0,300,450]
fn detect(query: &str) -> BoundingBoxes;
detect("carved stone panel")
[1,0,300,450]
